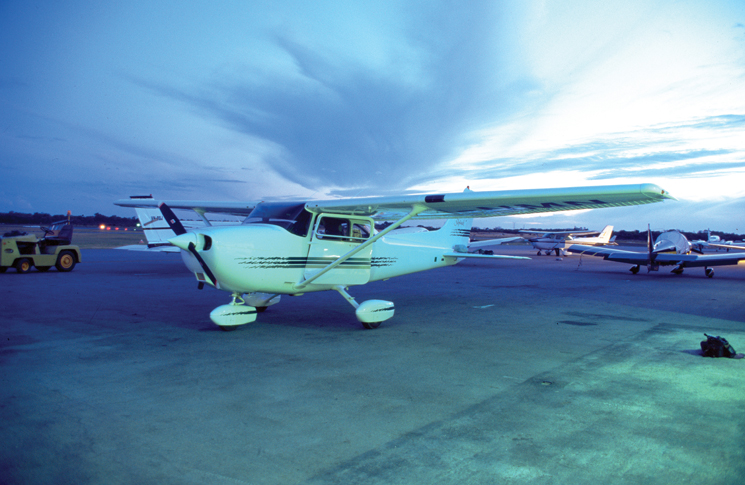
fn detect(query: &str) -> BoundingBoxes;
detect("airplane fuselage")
[178,220,465,295]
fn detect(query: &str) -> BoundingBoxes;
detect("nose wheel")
[210,293,258,330]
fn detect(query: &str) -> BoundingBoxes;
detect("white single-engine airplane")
[522,225,615,256]
[568,225,745,277]
[115,184,672,330]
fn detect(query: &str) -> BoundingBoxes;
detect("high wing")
[115,183,671,220]
[569,245,745,267]
[304,183,672,220]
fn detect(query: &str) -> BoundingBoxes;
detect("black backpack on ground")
[700,334,736,358]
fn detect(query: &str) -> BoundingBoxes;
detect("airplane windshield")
[244,202,312,237]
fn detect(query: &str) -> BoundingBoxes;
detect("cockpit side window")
[243,202,312,237]
[314,216,371,242]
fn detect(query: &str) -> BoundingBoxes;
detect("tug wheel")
[15,258,32,273]
[55,251,76,272]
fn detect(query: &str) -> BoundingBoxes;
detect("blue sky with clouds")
[1,0,744,232]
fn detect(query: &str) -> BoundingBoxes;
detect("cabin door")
[304,214,373,285]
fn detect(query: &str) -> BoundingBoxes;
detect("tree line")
[0,211,137,227]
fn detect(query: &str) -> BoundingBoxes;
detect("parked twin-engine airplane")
[115,184,672,330]
[522,225,615,256]
[568,225,745,277]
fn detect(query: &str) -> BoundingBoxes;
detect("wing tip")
[640,183,676,201]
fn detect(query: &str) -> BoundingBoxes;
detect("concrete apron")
[1,250,743,484]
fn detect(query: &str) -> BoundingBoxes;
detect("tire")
[361,320,382,330]
[15,258,32,273]
[0,266,7,273]
[255,306,268,313]
[55,251,76,272]
[36,266,51,272]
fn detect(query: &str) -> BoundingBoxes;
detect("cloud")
[125,2,526,195]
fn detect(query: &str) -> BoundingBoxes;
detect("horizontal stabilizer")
[443,253,530,260]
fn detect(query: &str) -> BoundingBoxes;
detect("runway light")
[99,224,106,230]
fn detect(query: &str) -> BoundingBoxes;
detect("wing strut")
[294,205,427,290]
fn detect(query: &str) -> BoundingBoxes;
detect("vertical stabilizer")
[438,217,473,248]
[436,187,475,249]
[598,225,614,243]
[132,204,176,248]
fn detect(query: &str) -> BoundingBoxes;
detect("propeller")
[159,202,219,288]
[185,240,218,288]
[646,224,655,273]
[158,202,187,236]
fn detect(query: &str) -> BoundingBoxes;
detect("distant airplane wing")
[115,244,181,253]
[665,252,745,268]
[114,199,260,217]
[568,244,745,267]
[469,236,523,248]
[568,245,653,264]
[520,230,599,236]
[697,242,745,251]
[304,183,673,221]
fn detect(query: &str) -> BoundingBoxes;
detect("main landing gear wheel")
[630,265,640,274]
[705,267,714,278]
[361,320,382,330]
[55,251,76,272]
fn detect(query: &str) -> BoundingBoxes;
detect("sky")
[1,0,744,233]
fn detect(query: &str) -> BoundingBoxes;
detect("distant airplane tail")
[134,206,177,248]
[598,225,614,243]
